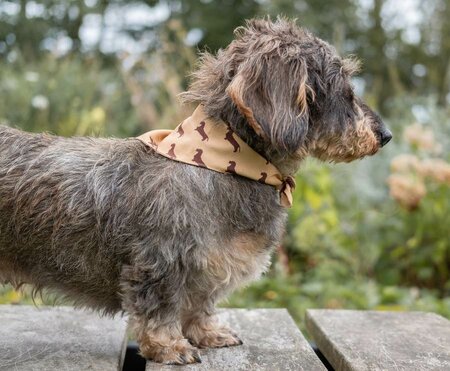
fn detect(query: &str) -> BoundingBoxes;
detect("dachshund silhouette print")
[149,135,158,149]
[224,128,240,152]
[167,143,176,159]
[192,149,207,167]
[195,121,209,141]
[258,172,267,183]
[176,123,184,138]
[226,161,237,174]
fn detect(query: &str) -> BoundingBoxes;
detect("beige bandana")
[137,105,295,208]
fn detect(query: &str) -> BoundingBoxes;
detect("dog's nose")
[379,129,392,147]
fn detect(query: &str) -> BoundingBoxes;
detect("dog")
[0,17,391,364]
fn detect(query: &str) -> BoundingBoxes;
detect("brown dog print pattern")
[192,149,207,167]
[165,122,270,179]
[195,121,209,141]
[226,161,237,174]
[167,143,176,159]
[258,172,267,183]
[149,136,158,149]
[176,122,184,138]
[224,127,240,152]
[137,105,295,207]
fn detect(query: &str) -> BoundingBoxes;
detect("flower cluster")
[388,124,450,210]
[403,123,442,153]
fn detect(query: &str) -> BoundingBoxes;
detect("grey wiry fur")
[0,17,390,364]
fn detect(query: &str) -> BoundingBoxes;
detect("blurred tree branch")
[0,0,448,114]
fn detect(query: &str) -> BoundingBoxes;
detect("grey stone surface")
[146,308,325,371]
[306,309,450,371]
[0,305,128,371]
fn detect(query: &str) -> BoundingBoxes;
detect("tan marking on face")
[310,108,379,162]
[226,74,266,139]
[296,78,308,116]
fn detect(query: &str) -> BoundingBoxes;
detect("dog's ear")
[226,55,310,154]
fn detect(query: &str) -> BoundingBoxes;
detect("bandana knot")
[137,105,296,208]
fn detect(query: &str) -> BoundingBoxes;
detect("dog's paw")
[189,326,243,349]
[140,338,202,365]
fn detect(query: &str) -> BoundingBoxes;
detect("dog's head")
[182,17,391,167]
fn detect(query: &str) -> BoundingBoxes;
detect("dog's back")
[0,126,142,312]
[0,125,55,158]
[0,125,57,252]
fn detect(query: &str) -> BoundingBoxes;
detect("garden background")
[0,0,449,332]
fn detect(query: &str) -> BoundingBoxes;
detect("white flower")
[31,95,49,110]
[25,72,39,82]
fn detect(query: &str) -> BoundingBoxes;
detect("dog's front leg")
[130,315,201,364]
[121,267,201,365]
[182,296,243,349]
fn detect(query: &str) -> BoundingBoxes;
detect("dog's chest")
[202,232,274,292]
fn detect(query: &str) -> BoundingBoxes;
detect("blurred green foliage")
[2,0,449,112]
[0,56,139,137]
[0,0,449,330]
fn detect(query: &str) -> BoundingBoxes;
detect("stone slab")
[146,308,326,371]
[306,309,450,371]
[0,305,128,371]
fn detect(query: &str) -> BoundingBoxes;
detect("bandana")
[137,105,295,208]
